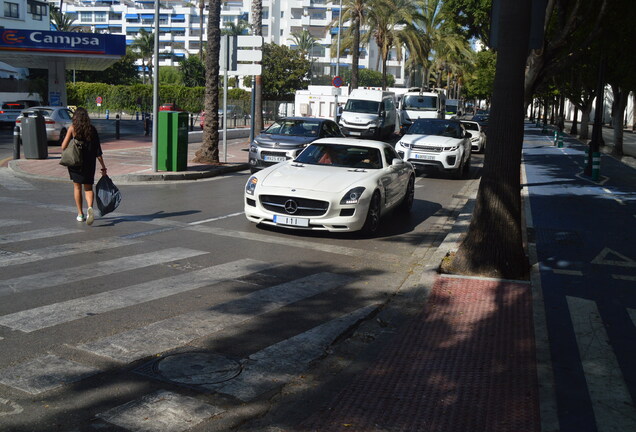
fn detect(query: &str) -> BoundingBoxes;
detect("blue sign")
[0,29,125,56]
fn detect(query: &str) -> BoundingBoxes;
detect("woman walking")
[60,107,106,225]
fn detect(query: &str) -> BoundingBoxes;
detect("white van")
[398,88,445,133]
[339,88,397,139]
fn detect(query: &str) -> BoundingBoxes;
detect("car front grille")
[260,195,329,216]
[261,151,288,158]
[411,145,443,152]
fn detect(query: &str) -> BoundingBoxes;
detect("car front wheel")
[361,191,381,236]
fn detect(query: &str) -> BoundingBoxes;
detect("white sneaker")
[76,214,85,222]
[86,207,94,225]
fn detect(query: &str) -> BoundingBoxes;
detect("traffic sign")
[96,96,103,104]
[332,76,343,88]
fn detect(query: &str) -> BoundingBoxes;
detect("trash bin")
[157,111,188,171]
[21,111,48,159]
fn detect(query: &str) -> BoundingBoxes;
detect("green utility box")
[157,111,188,171]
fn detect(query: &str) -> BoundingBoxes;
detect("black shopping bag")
[95,175,121,217]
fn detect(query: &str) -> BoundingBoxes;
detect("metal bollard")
[136,111,139,121]
[13,125,20,159]
[144,114,150,136]
[106,109,110,120]
[557,132,563,148]
[592,152,601,181]
[553,130,558,145]
[115,114,120,140]
[190,113,194,131]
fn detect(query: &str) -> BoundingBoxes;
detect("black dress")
[68,126,102,185]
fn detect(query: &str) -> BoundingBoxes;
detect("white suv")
[395,118,472,179]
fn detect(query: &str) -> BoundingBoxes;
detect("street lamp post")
[152,0,160,172]
[333,0,343,123]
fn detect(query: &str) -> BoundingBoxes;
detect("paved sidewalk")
[7,131,251,183]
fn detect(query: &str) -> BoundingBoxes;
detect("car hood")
[254,133,316,148]
[260,163,364,192]
[400,134,462,147]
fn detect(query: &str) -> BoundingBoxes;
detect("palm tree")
[331,0,367,90]
[193,0,222,164]
[364,0,424,89]
[251,0,264,132]
[130,29,154,84]
[50,5,80,32]
[222,19,250,36]
[289,30,318,79]
[199,0,205,60]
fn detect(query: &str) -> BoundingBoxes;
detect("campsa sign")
[0,29,125,55]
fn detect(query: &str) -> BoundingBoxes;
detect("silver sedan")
[15,106,74,145]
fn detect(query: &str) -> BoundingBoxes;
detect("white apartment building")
[56,0,407,86]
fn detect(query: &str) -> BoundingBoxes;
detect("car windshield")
[264,119,321,137]
[462,122,479,131]
[343,99,380,114]
[295,143,383,169]
[408,120,463,138]
[402,95,437,111]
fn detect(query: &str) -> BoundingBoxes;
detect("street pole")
[333,0,343,123]
[151,0,160,172]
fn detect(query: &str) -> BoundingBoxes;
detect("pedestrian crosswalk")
[0,213,382,430]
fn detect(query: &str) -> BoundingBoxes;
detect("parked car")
[395,118,472,179]
[248,117,343,173]
[471,114,489,134]
[0,102,30,128]
[159,103,182,111]
[15,106,74,145]
[460,120,487,153]
[244,137,415,235]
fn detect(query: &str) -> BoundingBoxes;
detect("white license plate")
[264,155,287,162]
[349,131,361,136]
[414,153,436,161]
[273,215,309,227]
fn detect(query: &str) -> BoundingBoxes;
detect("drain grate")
[135,352,242,387]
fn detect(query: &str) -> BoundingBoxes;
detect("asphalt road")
[0,155,482,431]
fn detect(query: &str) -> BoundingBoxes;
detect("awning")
[171,28,186,32]
[126,27,140,32]
[125,14,138,19]
[171,14,185,20]
[94,24,109,28]
[174,53,185,57]
[140,14,154,19]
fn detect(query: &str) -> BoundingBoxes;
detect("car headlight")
[443,145,459,151]
[245,176,258,195]
[397,140,411,149]
[340,187,365,205]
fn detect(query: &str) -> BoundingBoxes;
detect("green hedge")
[67,82,250,114]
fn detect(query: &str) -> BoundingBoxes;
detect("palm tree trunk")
[450,0,532,279]
[194,0,221,164]
[351,15,360,90]
[199,1,204,60]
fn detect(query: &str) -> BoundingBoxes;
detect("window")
[28,1,46,20]
[80,11,92,22]
[4,2,19,18]
[94,11,107,23]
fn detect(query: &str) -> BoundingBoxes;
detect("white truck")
[398,88,446,133]
[339,88,397,139]
[445,99,464,119]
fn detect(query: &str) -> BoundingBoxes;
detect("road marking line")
[567,296,636,431]
[612,274,636,281]
[0,237,141,267]
[188,224,404,263]
[0,227,82,245]
[0,259,268,332]
[0,354,100,395]
[188,211,244,225]
[0,397,23,417]
[0,170,35,191]
[553,269,583,276]
[97,390,223,432]
[0,219,29,228]
[591,247,636,268]
[209,305,376,401]
[78,272,353,363]
[0,248,207,297]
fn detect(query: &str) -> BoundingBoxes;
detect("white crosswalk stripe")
[78,272,353,363]
[0,169,35,191]
[0,236,141,267]
[0,219,30,228]
[0,247,207,297]
[0,258,270,332]
[0,227,82,245]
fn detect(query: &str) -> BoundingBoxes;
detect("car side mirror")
[465,132,472,138]
[391,158,404,168]
[379,110,386,118]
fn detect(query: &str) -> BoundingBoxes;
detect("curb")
[114,163,250,182]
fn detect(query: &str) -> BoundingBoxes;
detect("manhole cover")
[154,352,241,385]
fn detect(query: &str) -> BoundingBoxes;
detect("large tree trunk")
[351,15,360,90]
[570,105,578,135]
[251,0,263,132]
[579,107,591,140]
[194,0,221,164]
[449,0,531,279]
[611,84,628,156]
